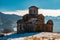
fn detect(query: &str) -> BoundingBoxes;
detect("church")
[17,6,53,33]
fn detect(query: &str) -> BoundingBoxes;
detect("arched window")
[19,24,24,30]
[33,10,35,14]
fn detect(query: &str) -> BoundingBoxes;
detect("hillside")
[0,32,60,40]
[0,12,22,32]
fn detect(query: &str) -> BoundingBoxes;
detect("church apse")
[17,6,53,33]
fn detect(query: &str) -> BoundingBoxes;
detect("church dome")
[47,20,53,25]
[29,6,38,9]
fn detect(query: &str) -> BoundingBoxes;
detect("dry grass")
[24,37,40,40]
[24,36,60,40]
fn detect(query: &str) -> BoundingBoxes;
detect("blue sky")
[0,0,60,11]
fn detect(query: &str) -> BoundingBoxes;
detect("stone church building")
[17,6,53,33]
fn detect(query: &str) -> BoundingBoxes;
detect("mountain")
[0,12,22,32]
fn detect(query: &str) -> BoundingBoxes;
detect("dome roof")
[29,6,38,9]
[47,20,53,25]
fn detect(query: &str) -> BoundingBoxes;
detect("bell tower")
[29,6,38,15]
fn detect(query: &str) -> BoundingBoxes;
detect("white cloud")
[38,9,60,16]
[2,9,60,16]
[2,10,28,16]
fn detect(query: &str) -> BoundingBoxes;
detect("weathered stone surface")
[17,6,53,33]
